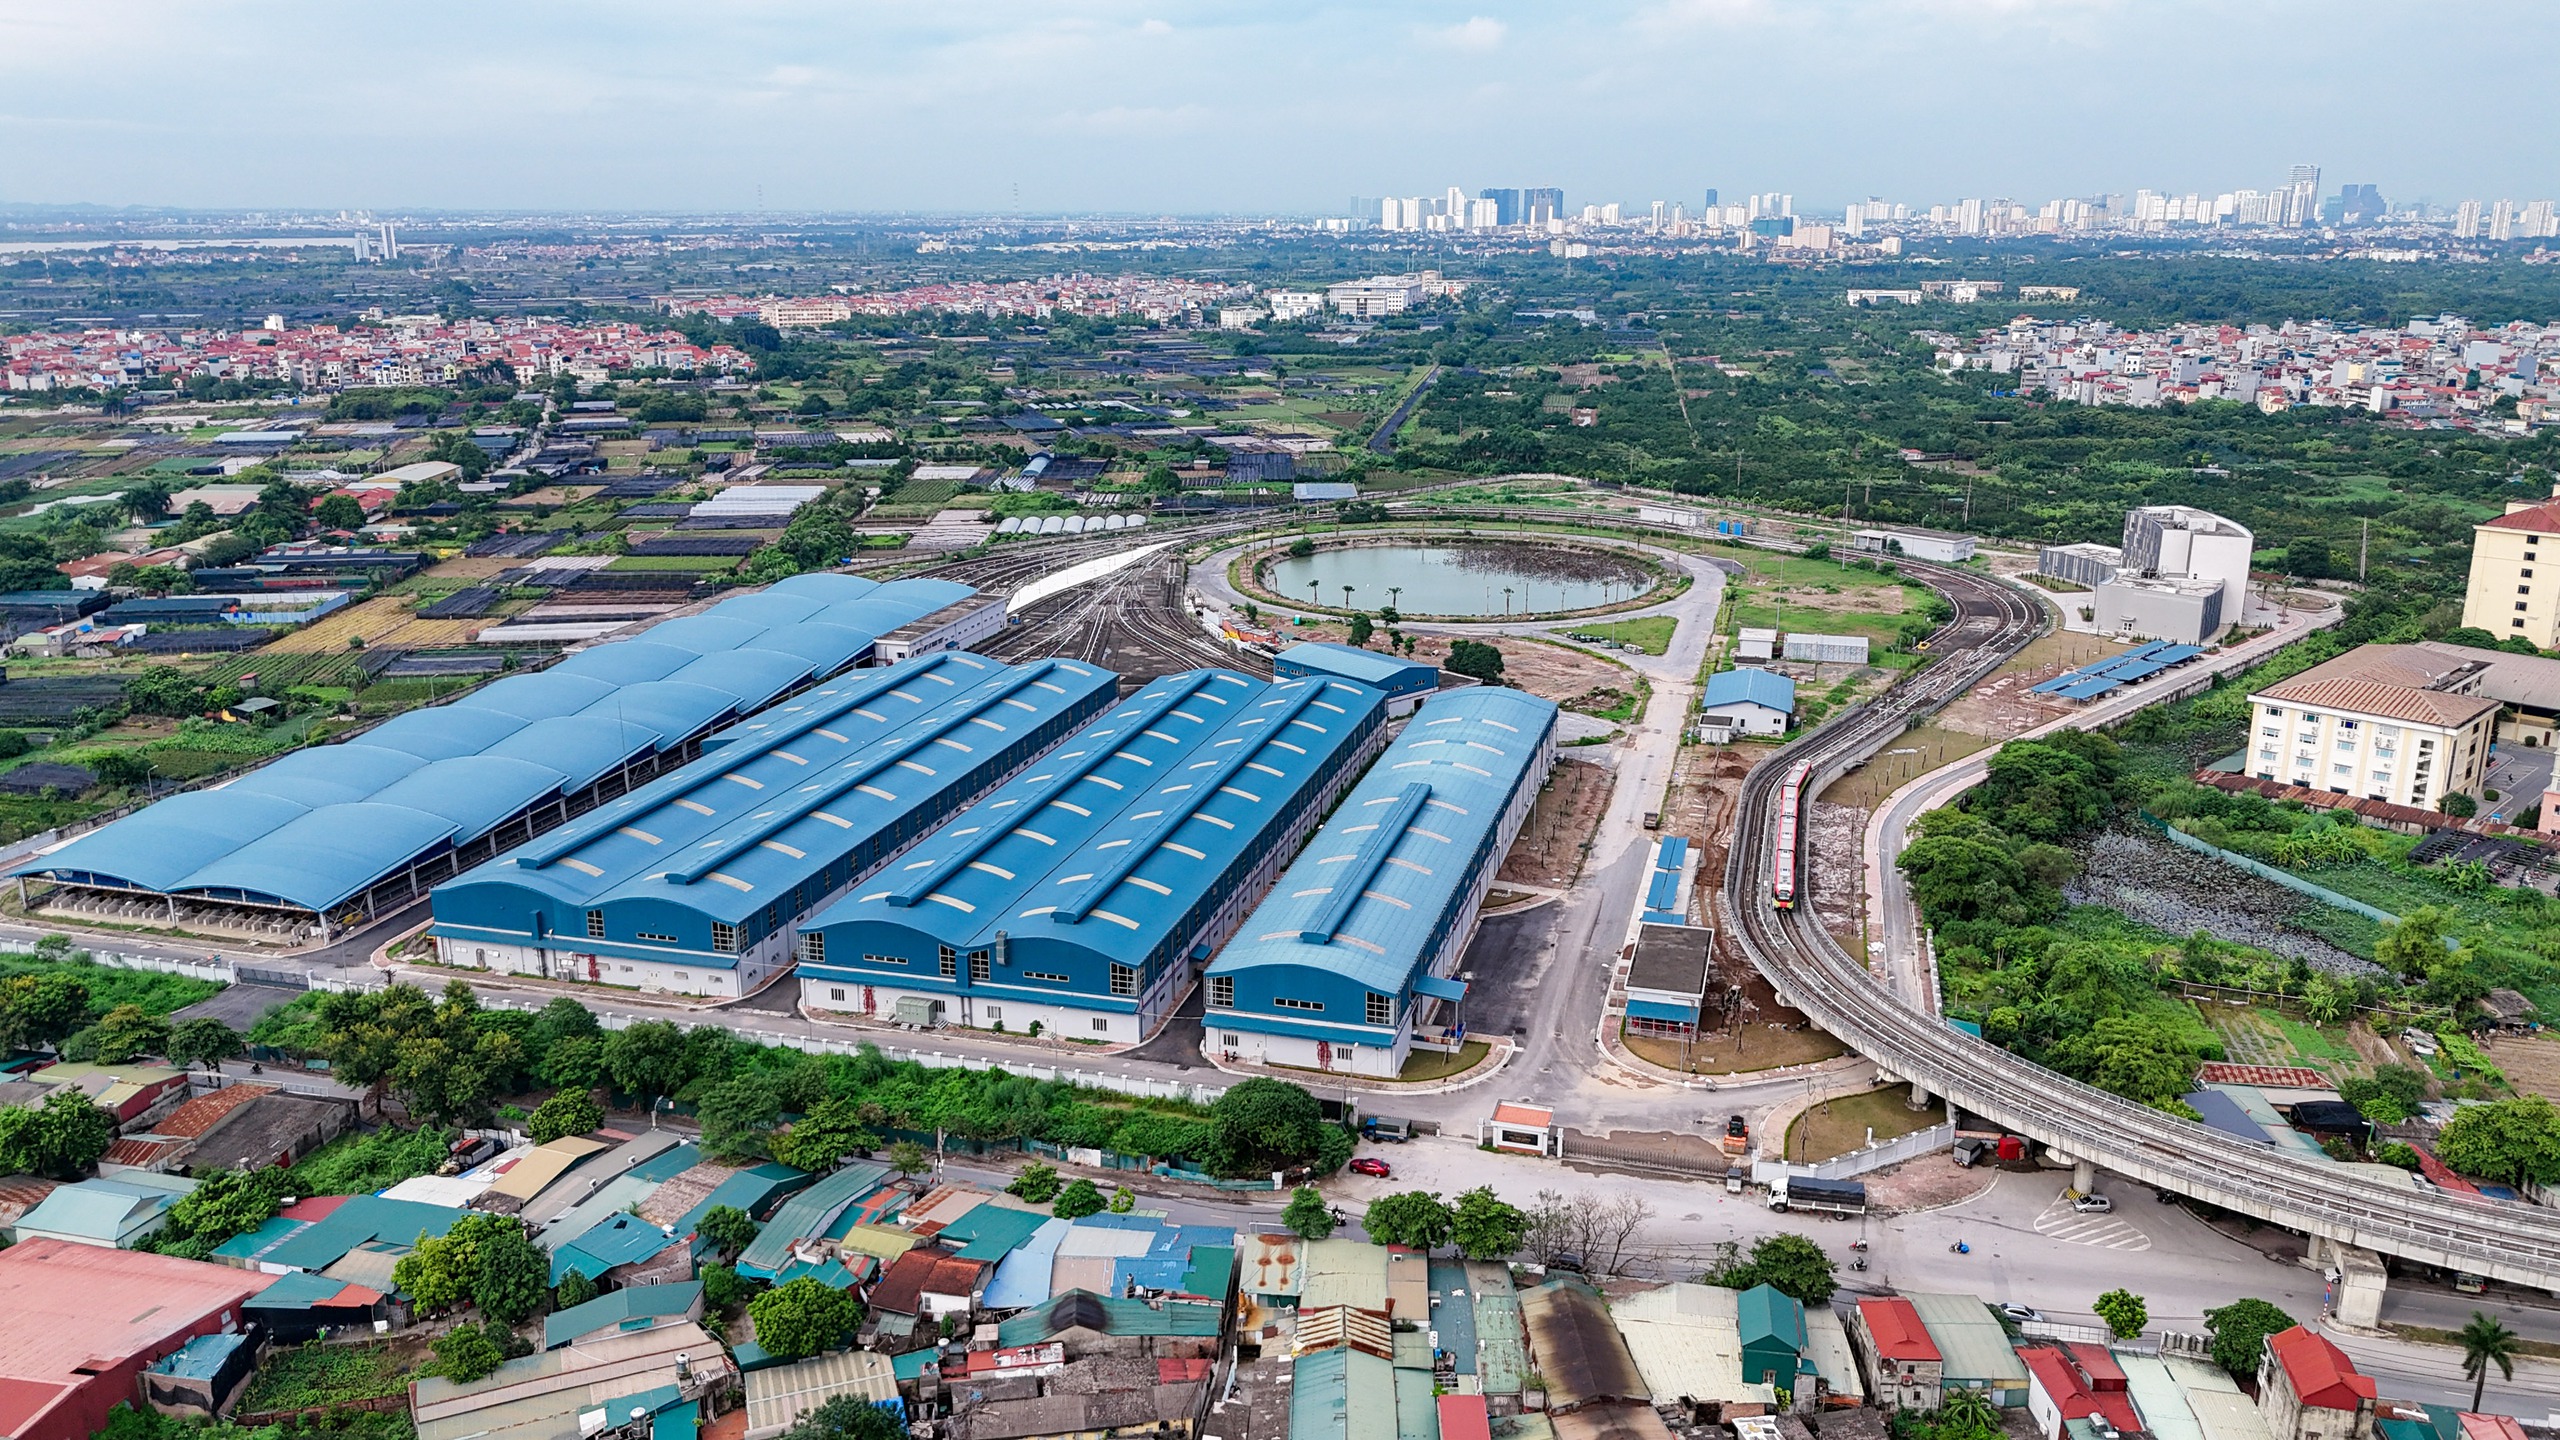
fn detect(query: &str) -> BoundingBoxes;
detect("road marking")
[2033,1194,2152,1251]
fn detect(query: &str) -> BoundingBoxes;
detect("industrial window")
[1273,997,1324,1012]
[764,903,781,930]
[1366,992,1393,1026]
[939,944,957,978]
[2520,602,2531,612]
[1024,970,1069,984]
[585,910,605,940]
[798,933,825,965]
[829,987,846,1001]
[1110,964,1138,997]
[1209,976,1234,1009]
[969,951,992,983]
[1093,1018,1110,1032]
[710,923,740,953]
[865,952,909,967]
[637,931,677,944]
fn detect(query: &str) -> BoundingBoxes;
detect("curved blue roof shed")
[1203,687,1559,1078]
[180,802,460,911]
[10,573,980,932]
[796,669,1389,1042]
[427,651,1116,999]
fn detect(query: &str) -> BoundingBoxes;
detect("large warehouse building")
[427,651,1116,997]
[796,667,1389,1042]
[10,574,974,940]
[1202,686,1558,1077]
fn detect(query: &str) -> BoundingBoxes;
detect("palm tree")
[2461,1311,2519,1412]
[1940,1388,1998,1440]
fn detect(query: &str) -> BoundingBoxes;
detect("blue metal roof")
[359,706,533,761]
[1208,687,1558,1037]
[13,577,976,911]
[550,641,702,686]
[366,756,572,836]
[430,652,1119,958]
[1274,642,1439,697]
[1703,667,1796,712]
[801,669,1387,1009]
[179,802,460,909]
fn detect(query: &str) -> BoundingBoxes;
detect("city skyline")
[3,1,2557,215]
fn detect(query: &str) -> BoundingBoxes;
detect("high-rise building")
[1701,188,1718,210]
[2285,164,2321,226]
[1479,188,1522,226]
[1523,187,1563,225]
[2455,200,2483,238]
[2491,199,2517,241]
[2524,200,2559,238]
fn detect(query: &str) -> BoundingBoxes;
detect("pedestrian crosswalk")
[2033,1194,2153,1251]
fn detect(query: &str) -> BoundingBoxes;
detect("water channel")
[1264,541,1655,617]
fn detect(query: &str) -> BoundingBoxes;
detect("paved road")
[1861,596,2344,1008]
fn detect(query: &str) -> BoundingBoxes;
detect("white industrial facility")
[2038,504,2255,645]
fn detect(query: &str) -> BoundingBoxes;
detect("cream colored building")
[2246,645,2498,807]
[2461,490,2560,646]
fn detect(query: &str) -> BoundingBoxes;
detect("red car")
[1349,1157,1392,1179]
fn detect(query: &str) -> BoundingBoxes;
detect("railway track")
[1722,561,2560,1288]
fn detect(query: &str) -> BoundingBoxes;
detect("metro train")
[1771,759,1814,909]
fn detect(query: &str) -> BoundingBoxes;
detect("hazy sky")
[4,0,2555,216]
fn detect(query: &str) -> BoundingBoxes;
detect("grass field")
[1622,1021,1848,1073]
[1782,1086,1947,1163]
[1563,616,1676,655]
[606,554,741,572]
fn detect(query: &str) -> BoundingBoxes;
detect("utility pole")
[2359,518,2369,580]
[1964,475,1974,525]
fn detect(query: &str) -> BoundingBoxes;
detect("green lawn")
[1563,616,1676,654]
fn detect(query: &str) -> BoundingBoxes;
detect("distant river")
[1267,541,1653,617]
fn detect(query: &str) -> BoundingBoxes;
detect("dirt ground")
[1628,943,1850,1074]
[1410,632,1632,708]
[1863,1150,2001,1212]
[1806,800,1867,951]
[265,596,483,653]
[1499,757,1614,887]
[1662,743,1755,878]
[2481,1032,2560,1104]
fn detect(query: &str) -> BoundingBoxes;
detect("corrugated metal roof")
[1209,687,1557,1022]
[803,668,1384,1006]
[493,1136,610,1201]
[1902,1293,2029,1388]
[433,652,1117,948]
[0,1239,271,1406]
[1702,667,1794,713]
[738,1163,890,1276]
[263,1194,463,1273]
[1520,1277,1649,1410]
[16,574,959,911]
[1276,642,1439,695]
[743,1349,898,1440]
[544,1280,703,1349]
[1610,1283,1771,1407]
[1291,1345,1399,1440]
[1464,1261,1527,1397]
[1300,1238,1391,1311]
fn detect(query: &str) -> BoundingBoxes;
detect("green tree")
[538,1035,608,1093]
[2375,907,2458,978]
[0,1089,113,1178]
[701,1262,750,1311]
[92,751,152,789]
[2441,792,2479,818]
[1007,1163,1062,1204]
[313,493,368,531]
[699,1205,761,1258]
[1282,1185,1337,1239]
[312,982,526,1124]
[474,1216,550,1324]
[696,1078,784,1160]
[1362,1190,1455,1250]
[1446,639,1506,684]
[2049,1015,2200,1107]
[76,1004,170,1064]
[428,1322,508,1384]
[1053,1178,1107,1219]
[556,1268,599,1311]
[527,1089,604,1145]
[602,1019,690,1104]
[774,1098,878,1172]
[2094,1289,2149,1339]
[2436,1095,2560,1186]
[122,666,205,717]
[157,1168,287,1256]
[1108,1185,1136,1213]
[1450,1186,1529,1260]
[1207,1077,1333,1177]
[779,1394,909,1440]
[1707,1232,1837,1303]
[747,1276,863,1360]
[2201,1298,2295,1379]
[886,1139,930,1178]
[2461,1311,2519,1412]
[1347,612,1375,647]
[166,1017,245,1070]
[1939,1390,1999,1440]
[1969,733,2119,840]
[0,971,91,1051]
[116,479,173,525]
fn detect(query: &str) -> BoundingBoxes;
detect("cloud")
[1423,15,1507,50]
[1139,17,1172,33]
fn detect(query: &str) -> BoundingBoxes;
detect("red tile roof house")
[1851,1297,1944,1412]
[2259,1327,2378,1440]
[2019,1344,2142,1440]
[0,1238,272,1440]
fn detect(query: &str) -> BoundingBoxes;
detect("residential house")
[1851,1297,1944,1411]
[2258,1327,2376,1440]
